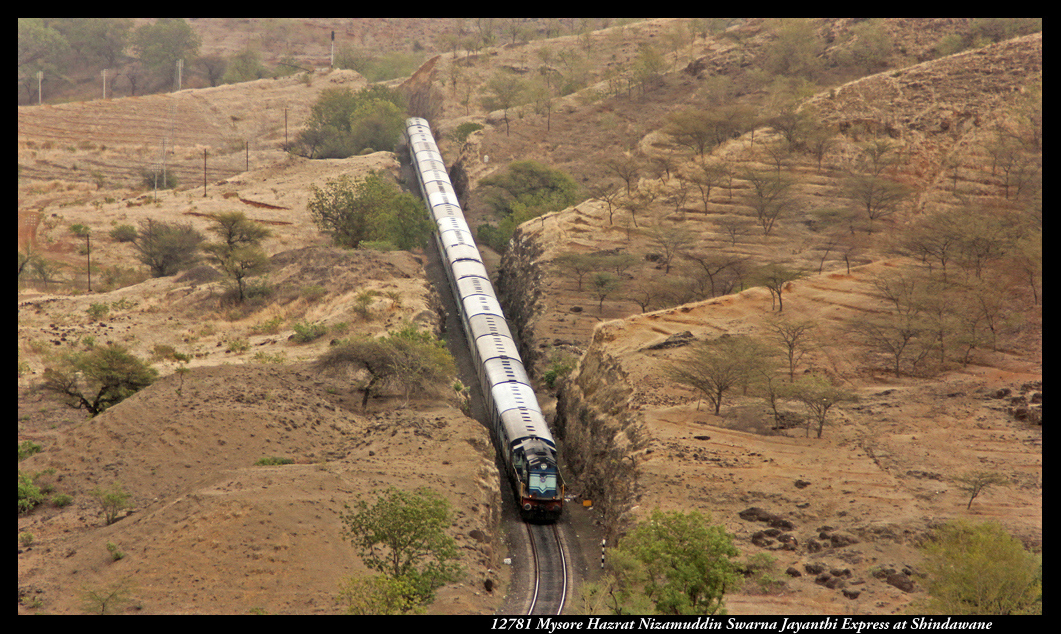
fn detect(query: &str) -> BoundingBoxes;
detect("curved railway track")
[526,523,568,615]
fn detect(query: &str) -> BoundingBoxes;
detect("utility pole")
[101,69,107,99]
[203,149,208,197]
[330,31,335,68]
[37,70,43,105]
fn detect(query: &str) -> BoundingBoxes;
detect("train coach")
[404,117,564,521]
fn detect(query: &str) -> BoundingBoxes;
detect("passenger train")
[403,117,565,521]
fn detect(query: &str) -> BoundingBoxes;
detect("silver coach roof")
[462,293,504,319]
[445,243,483,264]
[492,382,543,416]
[484,356,531,387]
[456,274,497,301]
[467,313,513,339]
[475,333,519,363]
[451,259,490,282]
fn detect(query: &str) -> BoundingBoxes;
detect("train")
[403,117,565,522]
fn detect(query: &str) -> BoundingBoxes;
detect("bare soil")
[19,18,1041,616]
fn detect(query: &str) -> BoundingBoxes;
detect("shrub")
[915,520,1041,615]
[255,456,295,466]
[90,482,132,525]
[142,169,179,189]
[18,471,46,514]
[131,219,204,278]
[109,224,138,243]
[293,321,328,343]
[18,440,42,461]
[87,302,110,320]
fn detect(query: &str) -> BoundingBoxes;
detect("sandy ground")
[18,19,1041,616]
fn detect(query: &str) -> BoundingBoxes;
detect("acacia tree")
[42,344,158,416]
[755,264,805,312]
[665,335,772,415]
[785,373,856,438]
[742,169,797,236]
[203,211,271,303]
[339,487,462,612]
[480,70,526,136]
[764,316,817,381]
[647,224,695,274]
[315,325,455,408]
[954,471,1009,510]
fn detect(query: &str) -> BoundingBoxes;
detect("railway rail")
[526,523,569,615]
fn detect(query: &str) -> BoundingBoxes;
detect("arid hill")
[19,18,1040,616]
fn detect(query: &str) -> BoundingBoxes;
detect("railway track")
[525,522,568,615]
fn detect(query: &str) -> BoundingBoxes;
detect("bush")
[292,86,407,159]
[449,122,484,146]
[255,456,294,466]
[18,471,46,515]
[109,224,138,243]
[131,219,204,278]
[142,169,179,190]
[293,321,328,343]
[90,482,132,525]
[915,520,1041,615]
[309,172,433,251]
[87,302,110,320]
[18,440,42,461]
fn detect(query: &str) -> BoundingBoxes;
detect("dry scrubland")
[19,18,1040,615]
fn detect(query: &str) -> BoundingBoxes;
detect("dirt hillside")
[19,18,1041,616]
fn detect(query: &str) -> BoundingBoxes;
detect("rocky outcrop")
[494,224,548,375]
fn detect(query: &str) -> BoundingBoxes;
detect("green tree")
[481,160,581,218]
[90,482,132,525]
[309,173,432,251]
[607,509,741,615]
[222,49,270,83]
[915,520,1041,615]
[294,86,406,158]
[131,219,205,278]
[340,487,461,611]
[59,18,134,68]
[18,18,69,69]
[315,325,456,408]
[42,344,158,416]
[203,211,271,303]
[130,18,200,83]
